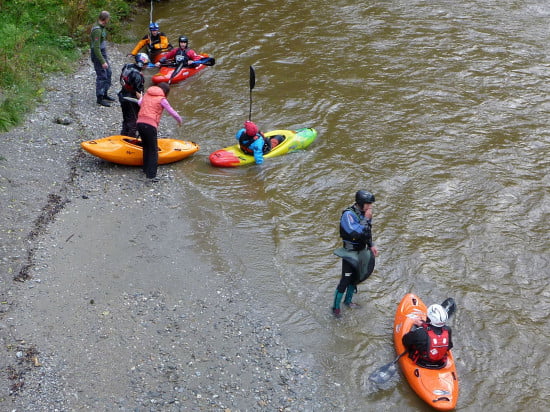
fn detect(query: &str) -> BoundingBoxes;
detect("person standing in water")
[332,190,379,318]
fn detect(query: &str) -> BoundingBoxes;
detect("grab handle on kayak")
[433,397,451,403]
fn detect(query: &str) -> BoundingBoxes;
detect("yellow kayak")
[209,128,317,167]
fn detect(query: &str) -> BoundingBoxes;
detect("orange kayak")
[81,135,199,166]
[394,293,459,411]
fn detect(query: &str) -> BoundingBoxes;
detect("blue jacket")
[235,128,266,164]
[340,205,373,250]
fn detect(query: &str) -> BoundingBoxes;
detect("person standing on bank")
[136,82,182,181]
[332,190,379,318]
[118,53,148,138]
[90,10,115,107]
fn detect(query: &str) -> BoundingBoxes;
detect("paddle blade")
[441,297,456,318]
[368,360,399,384]
[193,57,215,66]
[249,65,256,90]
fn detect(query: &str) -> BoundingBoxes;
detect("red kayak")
[151,55,215,85]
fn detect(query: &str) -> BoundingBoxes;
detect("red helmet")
[244,121,258,136]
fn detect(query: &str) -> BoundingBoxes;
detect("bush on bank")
[0,0,145,132]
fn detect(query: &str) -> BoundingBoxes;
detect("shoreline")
[0,45,337,410]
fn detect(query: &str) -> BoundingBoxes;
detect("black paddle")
[159,58,215,68]
[249,65,255,121]
[167,57,215,84]
[368,297,456,385]
[168,61,185,85]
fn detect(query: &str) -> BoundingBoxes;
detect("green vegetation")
[0,0,142,132]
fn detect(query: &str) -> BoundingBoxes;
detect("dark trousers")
[336,259,357,293]
[91,49,112,98]
[137,122,158,178]
[118,91,139,137]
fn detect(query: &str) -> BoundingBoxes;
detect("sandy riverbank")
[0,45,342,411]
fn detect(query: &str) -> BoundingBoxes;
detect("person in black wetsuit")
[332,190,379,318]
[117,53,148,138]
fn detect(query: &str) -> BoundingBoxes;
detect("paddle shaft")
[159,57,214,68]
[394,350,407,363]
[249,65,256,121]
[168,61,185,85]
[165,57,214,85]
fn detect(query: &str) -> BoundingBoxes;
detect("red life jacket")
[422,324,450,362]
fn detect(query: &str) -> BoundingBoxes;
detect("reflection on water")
[131,0,550,409]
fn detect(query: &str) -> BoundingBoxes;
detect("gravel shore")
[0,45,342,411]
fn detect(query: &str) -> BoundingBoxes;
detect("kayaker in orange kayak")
[402,303,454,368]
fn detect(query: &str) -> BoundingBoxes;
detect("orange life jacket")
[137,86,165,128]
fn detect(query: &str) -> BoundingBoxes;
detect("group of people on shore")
[90,11,201,181]
[90,12,453,368]
[90,11,291,179]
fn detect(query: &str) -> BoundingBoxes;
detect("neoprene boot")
[97,96,110,107]
[332,289,344,318]
[344,285,360,308]
[103,94,116,102]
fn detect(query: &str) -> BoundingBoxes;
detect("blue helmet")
[149,22,159,31]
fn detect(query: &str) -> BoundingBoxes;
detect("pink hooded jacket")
[137,86,182,128]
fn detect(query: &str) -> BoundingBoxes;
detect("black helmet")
[355,190,375,206]
[179,36,189,43]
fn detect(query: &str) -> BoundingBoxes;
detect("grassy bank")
[0,0,144,132]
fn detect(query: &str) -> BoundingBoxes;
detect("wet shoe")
[332,308,341,319]
[96,98,111,107]
[344,302,361,309]
[103,94,116,102]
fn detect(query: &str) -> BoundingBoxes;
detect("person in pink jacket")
[136,82,182,181]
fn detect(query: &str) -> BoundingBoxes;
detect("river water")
[130,1,549,410]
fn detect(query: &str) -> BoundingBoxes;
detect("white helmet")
[427,304,448,327]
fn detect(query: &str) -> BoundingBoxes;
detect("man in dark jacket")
[332,190,379,318]
[117,53,148,138]
[90,10,114,107]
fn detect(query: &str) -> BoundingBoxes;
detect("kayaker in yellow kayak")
[235,121,282,165]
